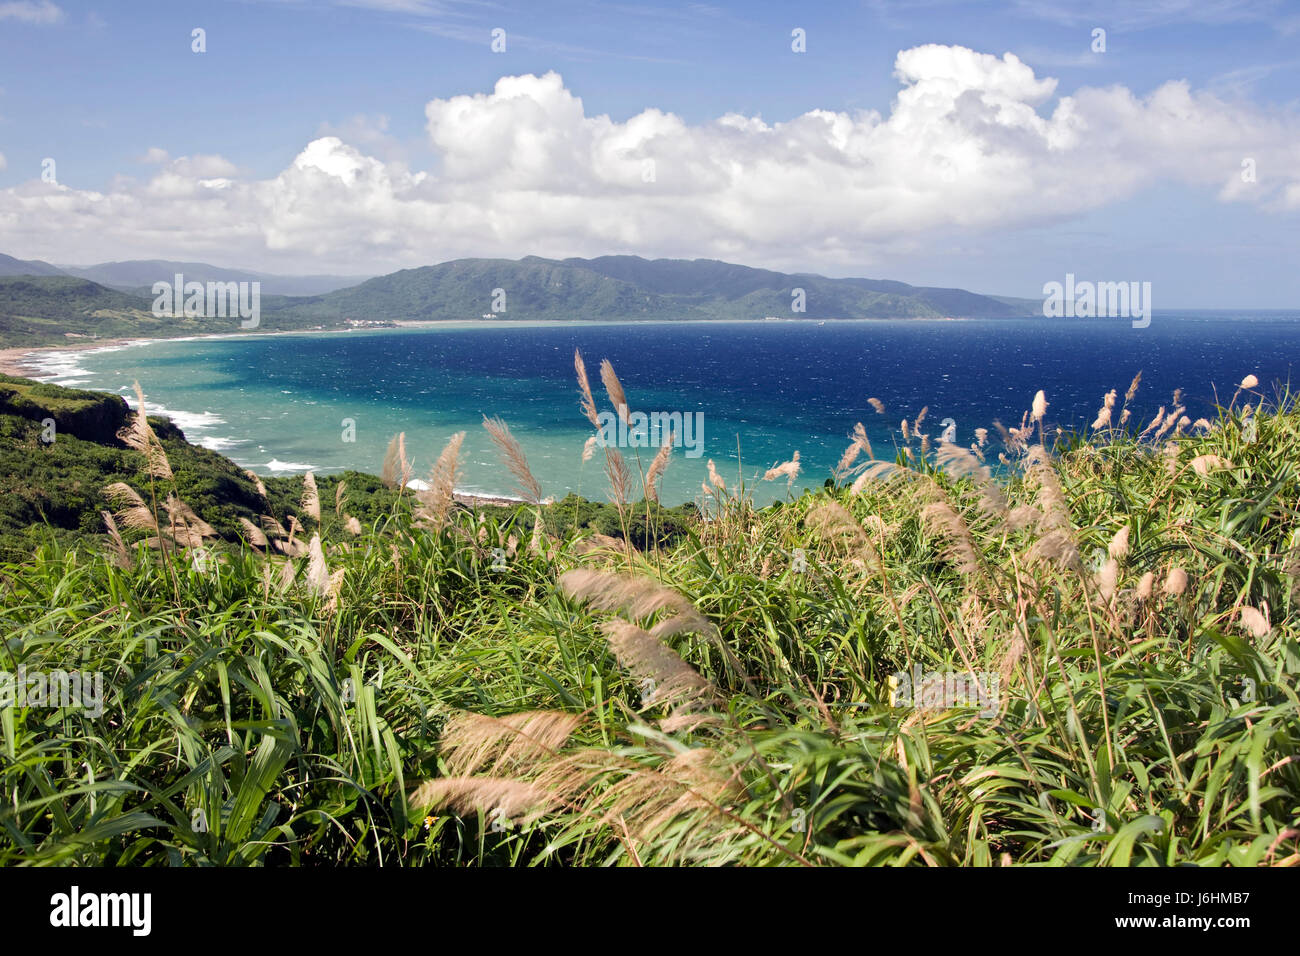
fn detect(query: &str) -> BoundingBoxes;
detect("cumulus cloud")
[0,0,63,24]
[1,44,1298,272]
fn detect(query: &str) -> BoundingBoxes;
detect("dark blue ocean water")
[41,313,1300,505]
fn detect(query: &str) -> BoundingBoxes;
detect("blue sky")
[1,0,1299,306]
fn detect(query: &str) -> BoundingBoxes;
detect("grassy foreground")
[0,371,1297,866]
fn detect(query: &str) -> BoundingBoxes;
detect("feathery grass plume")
[934,442,1011,524]
[529,510,546,556]
[327,568,345,612]
[851,422,873,458]
[1240,374,1259,390]
[100,510,132,569]
[558,568,718,643]
[599,359,631,425]
[408,777,555,824]
[834,441,863,482]
[435,710,584,777]
[914,406,929,432]
[706,459,726,491]
[1119,409,1132,426]
[1124,371,1142,403]
[260,514,289,539]
[306,534,331,599]
[806,501,879,563]
[901,418,911,441]
[1108,525,1131,562]
[1025,446,1072,533]
[103,482,157,534]
[334,480,347,512]
[1154,406,1185,440]
[1138,406,1166,439]
[849,459,906,493]
[163,494,216,547]
[381,433,412,491]
[1136,571,1156,602]
[482,416,544,505]
[1091,389,1117,430]
[1096,558,1120,603]
[244,469,268,499]
[921,501,980,578]
[573,532,636,557]
[275,535,308,558]
[1162,567,1189,597]
[574,349,602,428]
[761,450,801,488]
[1192,417,1212,431]
[644,429,675,503]
[974,427,988,447]
[117,382,174,482]
[381,434,400,488]
[601,747,738,842]
[301,472,321,523]
[1161,441,1180,476]
[275,554,296,590]
[417,430,466,528]
[1190,454,1231,477]
[1031,390,1048,424]
[601,619,718,720]
[868,397,885,414]
[1026,530,1082,573]
[1237,605,1270,638]
[582,435,599,462]
[604,446,632,506]
[238,517,269,548]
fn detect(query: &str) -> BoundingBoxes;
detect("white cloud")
[1,45,1298,273]
[0,153,6,172]
[0,1,63,24]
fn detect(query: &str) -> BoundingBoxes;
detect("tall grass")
[0,373,1297,865]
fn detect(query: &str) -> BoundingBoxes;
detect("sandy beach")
[0,338,148,379]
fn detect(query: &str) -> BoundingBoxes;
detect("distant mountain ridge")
[0,252,1042,347]
[269,254,1041,324]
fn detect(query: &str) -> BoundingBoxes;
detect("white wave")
[196,435,246,451]
[262,459,319,473]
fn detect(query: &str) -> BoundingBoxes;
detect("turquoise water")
[25,315,1300,506]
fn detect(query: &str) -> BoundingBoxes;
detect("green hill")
[0,255,1041,347]
[267,255,1040,325]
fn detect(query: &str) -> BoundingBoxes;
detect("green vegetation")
[270,255,1041,325]
[0,276,347,349]
[0,255,1042,348]
[0,372,1296,866]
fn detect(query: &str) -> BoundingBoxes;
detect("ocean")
[23,314,1300,506]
